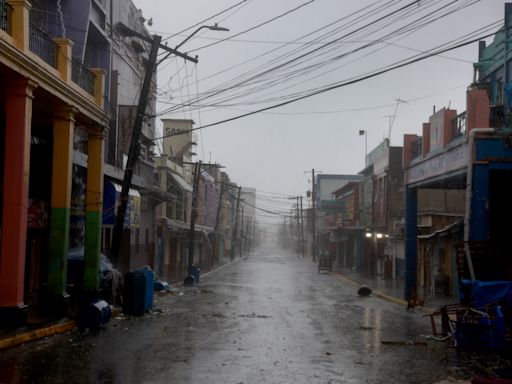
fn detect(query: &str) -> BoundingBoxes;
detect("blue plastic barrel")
[123,271,147,316]
[184,275,196,286]
[154,281,170,291]
[77,299,111,330]
[137,268,154,311]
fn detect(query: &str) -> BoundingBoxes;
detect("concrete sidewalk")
[329,266,459,313]
[0,255,240,351]
[0,318,76,350]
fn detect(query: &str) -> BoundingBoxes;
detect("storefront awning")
[103,181,141,227]
[417,220,463,240]
[169,173,193,192]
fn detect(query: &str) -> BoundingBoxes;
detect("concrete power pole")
[296,196,300,255]
[239,205,244,258]
[214,180,224,264]
[187,161,202,271]
[231,187,242,261]
[300,196,305,258]
[312,168,317,262]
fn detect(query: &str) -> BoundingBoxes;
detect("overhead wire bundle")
[155,0,490,130]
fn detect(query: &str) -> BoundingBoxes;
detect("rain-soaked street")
[1,244,511,384]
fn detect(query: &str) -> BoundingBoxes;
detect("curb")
[0,320,76,351]
[329,271,436,313]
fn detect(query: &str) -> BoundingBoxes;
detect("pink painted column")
[0,78,36,326]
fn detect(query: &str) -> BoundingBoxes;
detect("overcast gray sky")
[132,0,503,218]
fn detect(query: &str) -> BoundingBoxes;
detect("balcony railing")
[71,57,95,95]
[0,0,12,34]
[29,22,56,67]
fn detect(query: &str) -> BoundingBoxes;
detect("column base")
[0,304,28,327]
[79,289,102,305]
[44,293,71,318]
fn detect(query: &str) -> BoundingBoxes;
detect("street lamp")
[175,24,229,50]
[157,23,230,65]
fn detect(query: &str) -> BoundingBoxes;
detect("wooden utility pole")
[110,24,197,264]
[300,196,305,258]
[231,187,242,261]
[312,168,317,261]
[187,161,202,271]
[111,35,162,263]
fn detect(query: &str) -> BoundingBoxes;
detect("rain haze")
[132,0,503,216]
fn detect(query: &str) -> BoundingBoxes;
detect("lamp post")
[157,24,229,65]
[110,22,227,264]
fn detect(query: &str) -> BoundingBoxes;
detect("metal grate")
[29,22,56,67]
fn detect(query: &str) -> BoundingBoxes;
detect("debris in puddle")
[237,313,272,319]
[357,285,372,296]
[381,340,428,346]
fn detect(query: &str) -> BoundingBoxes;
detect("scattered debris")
[154,281,170,292]
[183,275,196,286]
[433,377,470,384]
[357,285,372,297]
[237,313,272,319]
[381,340,428,346]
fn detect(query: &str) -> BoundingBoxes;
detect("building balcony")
[28,21,55,67]
[0,0,105,109]
[71,57,95,95]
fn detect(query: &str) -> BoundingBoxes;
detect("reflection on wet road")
[1,244,511,383]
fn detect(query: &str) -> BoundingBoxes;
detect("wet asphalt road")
[1,244,512,384]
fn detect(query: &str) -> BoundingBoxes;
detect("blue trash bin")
[123,271,147,316]
[137,267,154,311]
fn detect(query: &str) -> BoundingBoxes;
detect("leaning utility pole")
[187,161,202,271]
[111,35,162,263]
[231,187,242,261]
[312,168,317,261]
[110,24,197,264]
[300,196,305,258]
